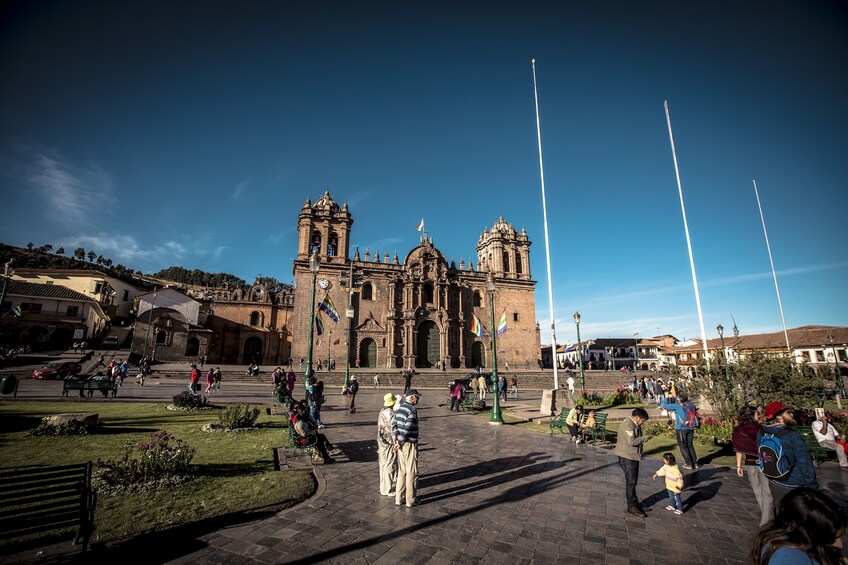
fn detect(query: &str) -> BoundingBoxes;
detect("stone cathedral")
[289,191,541,370]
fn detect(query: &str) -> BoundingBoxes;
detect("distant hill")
[151,266,246,289]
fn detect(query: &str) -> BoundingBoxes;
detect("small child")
[653,453,684,515]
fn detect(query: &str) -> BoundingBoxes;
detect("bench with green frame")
[460,391,476,411]
[0,462,96,552]
[796,425,836,467]
[285,421,318,467]
[61,379,118,399]
[549,408,574,435]
[582,412,609,444]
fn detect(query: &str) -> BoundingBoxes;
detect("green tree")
[26,242,34,251]
[74,247,86,261]
[87,251,97,263]
[56,247,65,255]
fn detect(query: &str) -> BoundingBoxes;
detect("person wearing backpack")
[661,392,700,470]
[757,402,818,509]
[732,405,773,526]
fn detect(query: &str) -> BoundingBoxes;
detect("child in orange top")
[653,452,685,515]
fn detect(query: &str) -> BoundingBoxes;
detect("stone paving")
[4,382,847,564]
[163,391,847,564]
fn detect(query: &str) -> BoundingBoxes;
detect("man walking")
[614,407,653,517]
[758,401,818,507]
[393,389,421,508]
[377,393,398,497]
[478,373,487,400]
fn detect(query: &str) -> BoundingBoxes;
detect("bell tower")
[476,216,531,280]
[296,190,353,264]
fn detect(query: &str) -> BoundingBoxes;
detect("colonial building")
[289,191,541,370]
[130,288,213,362]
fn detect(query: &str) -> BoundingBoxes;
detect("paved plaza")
[4,381,848,564]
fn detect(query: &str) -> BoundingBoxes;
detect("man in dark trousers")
[614,407,653,517]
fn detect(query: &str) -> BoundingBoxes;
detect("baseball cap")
[765,401,790,420]
[406,389,422,398]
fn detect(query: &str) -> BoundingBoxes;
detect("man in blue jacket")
[661,392,699,469]
[759,401,818,508]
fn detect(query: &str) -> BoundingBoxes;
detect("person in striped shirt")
[393,389,421,507]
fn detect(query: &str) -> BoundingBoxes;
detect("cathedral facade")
[289,191,541,371]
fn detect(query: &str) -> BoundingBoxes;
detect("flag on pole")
[416,218,424,231]
[497,308,507,336]
[318,293,340,323]
[315,312,324,336]
[469,313,483,337]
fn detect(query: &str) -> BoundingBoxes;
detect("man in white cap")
[377,392,398,496]
[393,389,421,507]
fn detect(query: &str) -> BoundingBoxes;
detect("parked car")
[31,362,82,380]
[102,336,119,349]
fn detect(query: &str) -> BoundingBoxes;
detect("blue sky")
[1,1,846,344]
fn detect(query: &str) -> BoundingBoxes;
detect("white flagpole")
[664,101,710,366]
[532,59,559,391]
[753,179,791,354]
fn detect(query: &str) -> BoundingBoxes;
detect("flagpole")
[664,101,710,366]
[753,179,791,354]
[531,58,560,392]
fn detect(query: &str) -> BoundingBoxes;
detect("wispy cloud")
[29,154,119,228]
[231,179,250,200]
[62,233,154,264]
[212,246,227,261]
[346,190,371,208]
[163,241,186,256]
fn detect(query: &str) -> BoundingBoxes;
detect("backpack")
[757,428,792,481]
[681,401,700,430]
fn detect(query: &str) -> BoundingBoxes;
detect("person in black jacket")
[346,376,359,413]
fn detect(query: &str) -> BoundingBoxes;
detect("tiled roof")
[673,325,848,352]
[5,280,95,303]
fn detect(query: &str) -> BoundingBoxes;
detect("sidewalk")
[4,388,846,564]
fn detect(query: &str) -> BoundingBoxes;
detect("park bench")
[583,412,608,444]
[460,391,476,411]
[549,408,574,435]
[0,462,96,552]
[796,425,836,467]
[61,379,117,399]
[284,419,318,467]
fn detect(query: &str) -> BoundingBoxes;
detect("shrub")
[172,391,209,408]
[95,431,195,493]
[603,387,643,406]
[30,419,90,436]
[698,416,737,442]
[640,418,675,439]
[218,404,260,430]
[573,391,605,406]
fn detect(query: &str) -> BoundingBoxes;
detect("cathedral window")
[513,312,519,322]
[328,233,338,256]
[310,232,322,254]
[250,311,261,326]
[362,283,373,301]
[424,282,434,304]
[473,291,481,307]
[516,255,523,274]
[503,251,510,273]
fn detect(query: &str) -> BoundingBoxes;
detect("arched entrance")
[470,341,485,368]
[416,320,440,368]
[358,338,377,368]
[243,336,263,364]
[49,327,74,350]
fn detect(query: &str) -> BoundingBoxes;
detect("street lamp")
[717,323,731,394]
[633,331,640,372]
[305,251,320,382]
[327,329,332,373]
[486,272,503,425]
[573,311,585,391]
[0,261,15,317]
[141,290,158,360]
[828,334,846,400]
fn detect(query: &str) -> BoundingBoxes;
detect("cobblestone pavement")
[161,390,846,565]
[4,383,846,564]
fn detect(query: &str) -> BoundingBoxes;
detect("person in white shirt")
[812,411,848,469]
[566,375,575,395]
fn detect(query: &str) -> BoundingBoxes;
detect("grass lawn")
[0,401,314,550]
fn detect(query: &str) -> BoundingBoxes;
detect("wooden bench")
[796,425,836,467]
[285,421,318,467]
[61,379,117,399]
[0,462,96,552]
[549,408,574,435]
[583,413,609,444]
[460,391,476,411]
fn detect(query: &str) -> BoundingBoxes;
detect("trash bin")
[0,374,18,397]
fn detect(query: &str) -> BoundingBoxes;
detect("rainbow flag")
[318,293,340,323]
[497,308,507,336]
[469,313,483,337]
[416,218,424,231]
[315,312,324,336]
